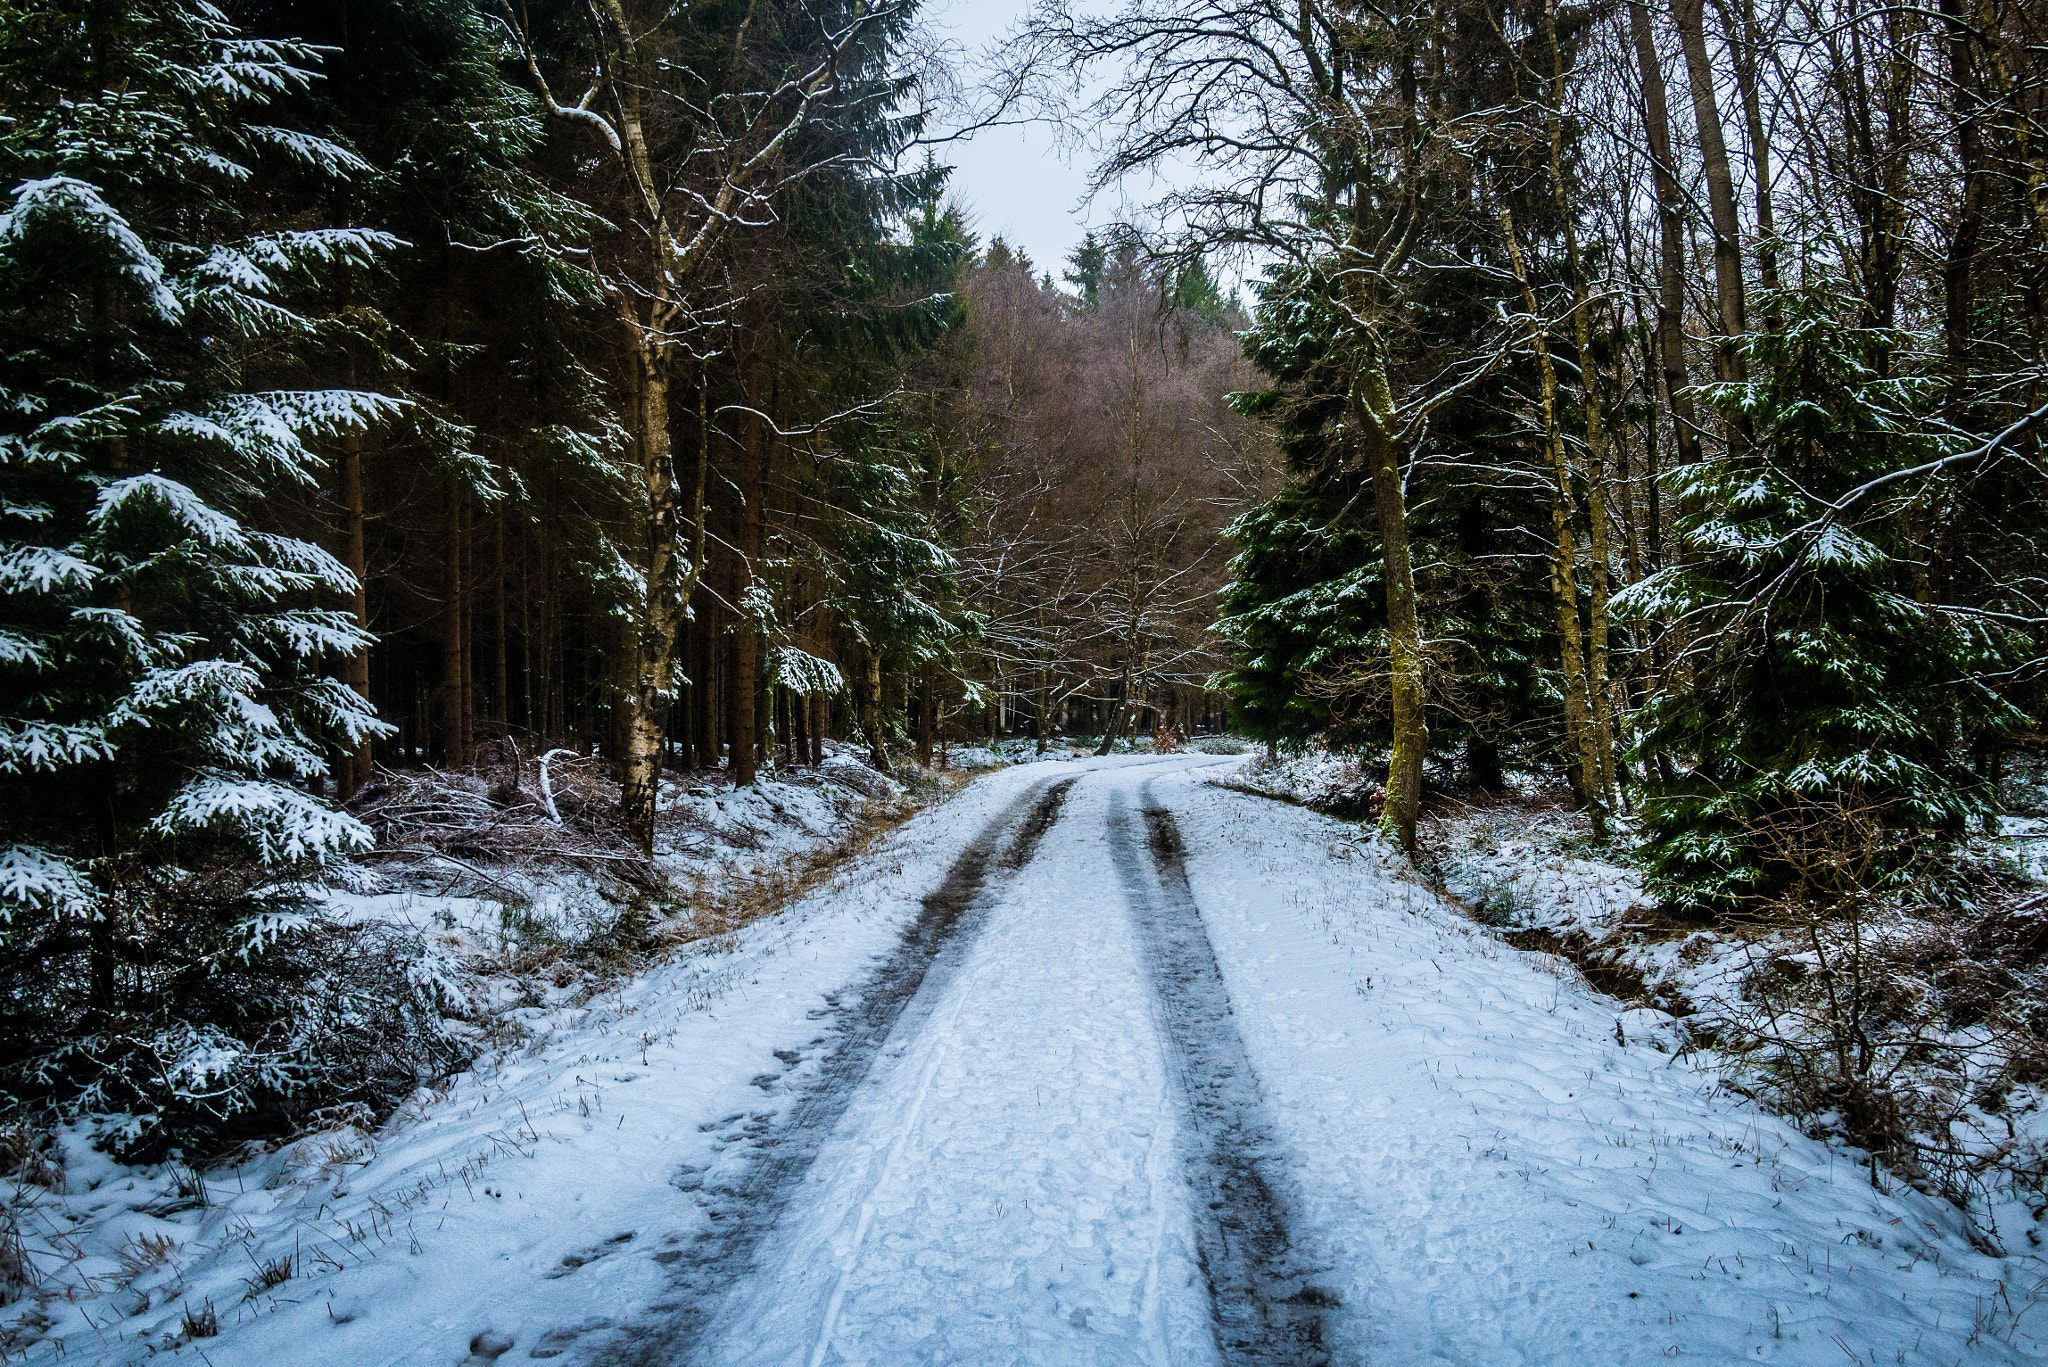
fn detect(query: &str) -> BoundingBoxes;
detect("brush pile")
[348,744,663,898]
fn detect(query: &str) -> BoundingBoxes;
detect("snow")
[9,758,2040,1364]
[1165,767,2033,1363]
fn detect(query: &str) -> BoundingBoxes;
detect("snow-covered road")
[42,756,2040,1366]
[598,757,2035,1365]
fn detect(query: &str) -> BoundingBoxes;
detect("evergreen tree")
[1219,259,1552,786]
[1063,232,1106,309]
[0,0,404,1152]
[1617,280,2020,910]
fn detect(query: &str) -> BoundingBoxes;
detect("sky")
[921,0,1100,279]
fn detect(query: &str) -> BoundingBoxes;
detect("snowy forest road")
[596,756,1328,1366]
[75,756,2032,1367]
[562,756,2033,1367]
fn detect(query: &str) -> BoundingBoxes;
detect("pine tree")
[1617,280,2019,910]
[0,0,398,1150]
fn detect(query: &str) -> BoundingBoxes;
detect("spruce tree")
[1617,280,2019,910]
[0,0,396,1149]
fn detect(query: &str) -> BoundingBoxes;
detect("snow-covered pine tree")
[0,0,402,1151]
[1616,279,2020,911]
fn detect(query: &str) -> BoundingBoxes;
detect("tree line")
[1015,0,2048,905]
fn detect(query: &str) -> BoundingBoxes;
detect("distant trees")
[1034,0,2047,888]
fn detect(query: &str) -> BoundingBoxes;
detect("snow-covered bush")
[0,0,402,1155]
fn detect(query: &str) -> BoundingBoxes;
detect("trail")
[596,757,1323,1366]
[103,755,2028,1367]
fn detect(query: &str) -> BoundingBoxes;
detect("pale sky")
[922,0,1101,280]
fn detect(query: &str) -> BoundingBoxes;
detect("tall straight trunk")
[1672,0,1751,430]
[861,648,891,773]
[520,518,533,734]
[339,430,371,798]
[1970,0,2048,253]
[1350,357,1427,854]
[1716,0,1780,306]
[1036,615,1052,756]
[694,594,715,770]
[442,482,468,768]
[1544,0,1619,808]
[789,684,806,765]
[1940,0,1989,416]
[809,691,824,765]
[493,507,508,725]
[1631,1,1704,472]
[463,497,476,741]
[1502,202,1609,839]
[620,354,711,848]
[727,370,767,786]
[917,660,935,767]
[619,343,679,844]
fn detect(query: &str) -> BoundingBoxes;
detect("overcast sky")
[922,0,1100,280]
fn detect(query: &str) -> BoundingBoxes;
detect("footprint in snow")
[527,1318,614,1359]
[542,1230,635,1279]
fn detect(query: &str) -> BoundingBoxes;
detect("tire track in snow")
[1112,780,1338,1366]
[592,774,1078,1366]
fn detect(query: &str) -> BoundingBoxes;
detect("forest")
[2,0,2048,1334]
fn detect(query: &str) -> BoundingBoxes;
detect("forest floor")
[8,753,2045,1365]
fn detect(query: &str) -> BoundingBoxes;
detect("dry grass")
[349,745,665,900]
[651,769,966,951]
[115,1232,178,1285]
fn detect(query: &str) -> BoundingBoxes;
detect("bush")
[1,876,471,1163]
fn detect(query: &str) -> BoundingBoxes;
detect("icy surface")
[14,757,2042,1365]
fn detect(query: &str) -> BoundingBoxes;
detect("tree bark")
[1715,0,1781,306]
[1349,357,1426,855]
[917,660,935,767]
[1672,0,1752,422]
[861,647,891,773]
[1502,202,1609,840]
[1631,1,1703,474]
[1544,0,1619,810]
[339,430,372,798]
[492,506,508,726]
[442,481,468,769]
[618,339,679,848]
[1940,0,1988,416]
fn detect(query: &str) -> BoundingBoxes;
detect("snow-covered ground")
[7,756,2041,1364]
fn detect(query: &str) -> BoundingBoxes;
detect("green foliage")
[1216,261,1553,763]
[0,0,432,1154]
[1617,280,2020,910]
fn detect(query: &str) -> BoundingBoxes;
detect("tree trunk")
[727,373,768,786]
[442,481,468,769]
[1545,0,1619,810]
[619,341,678,850]
[1672,0,1751,423]
[1940,0,1988,416]
[917,660,935,767]
[1715,0,1780,306]
[493,506,508,726]
[1502,202,1609,840]
[340,430,372,799]
[1351,361,1426,855]
[1631,1,1703,473]
[861,648,892,773]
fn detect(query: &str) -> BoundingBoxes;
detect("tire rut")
[590,775,1078,1366]
[1110,782,1336,1366]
